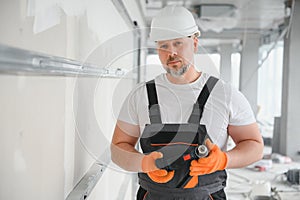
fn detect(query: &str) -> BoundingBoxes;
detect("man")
[111,5,263,200]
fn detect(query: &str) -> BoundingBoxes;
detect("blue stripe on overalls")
[137,76,227,200]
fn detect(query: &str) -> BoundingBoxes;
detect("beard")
[164,63,190,78]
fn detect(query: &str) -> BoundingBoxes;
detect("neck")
[166,66,201,84]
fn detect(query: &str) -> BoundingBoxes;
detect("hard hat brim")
[150,28,200,42]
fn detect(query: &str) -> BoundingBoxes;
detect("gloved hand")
[142,151,175,183]
[189,139,228,176]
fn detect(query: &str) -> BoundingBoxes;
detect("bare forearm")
[111,142,143,172]
[111,121,143,172]
[226,140,264,168]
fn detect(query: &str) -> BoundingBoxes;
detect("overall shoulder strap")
[188,76,219,124]
[146,80,162,124]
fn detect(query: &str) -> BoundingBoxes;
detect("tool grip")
[155,145,209,170]
[155,158,168,169]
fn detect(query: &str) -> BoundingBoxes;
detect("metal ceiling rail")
[0,44,128,78]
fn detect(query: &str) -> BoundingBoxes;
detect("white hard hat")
[149,5,200,42]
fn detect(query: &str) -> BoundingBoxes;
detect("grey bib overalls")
[137,76,227,200]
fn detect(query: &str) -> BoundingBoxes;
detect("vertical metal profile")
[111,0,142,84]
[65,0,142,199]
[65,163,106,200]
[111,1,142,199]
[134,20,142,84]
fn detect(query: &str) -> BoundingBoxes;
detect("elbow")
[110,143,118,165]
[256,139,265,161]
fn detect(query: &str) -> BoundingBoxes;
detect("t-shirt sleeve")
[118,82,147,125]
[118,90,139,125]
[229,87,256,126]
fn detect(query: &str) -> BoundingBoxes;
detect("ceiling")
[142,0,291,51]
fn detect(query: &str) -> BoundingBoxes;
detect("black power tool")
[155,144,209,170]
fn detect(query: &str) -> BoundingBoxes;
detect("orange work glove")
[189,139,228,176]
[142,151,175,183]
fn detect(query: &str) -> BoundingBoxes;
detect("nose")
[167,45,177,57]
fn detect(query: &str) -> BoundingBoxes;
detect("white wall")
[0,0,145,199]
[0,75,67,200]
[0,0,67,56]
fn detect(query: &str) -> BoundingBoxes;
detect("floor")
[225,150,300,200]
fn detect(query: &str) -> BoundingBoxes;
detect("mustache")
[167,56,181,64]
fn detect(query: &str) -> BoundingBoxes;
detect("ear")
[193,37,199,53]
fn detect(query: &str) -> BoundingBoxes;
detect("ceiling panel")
[143,0,289,48]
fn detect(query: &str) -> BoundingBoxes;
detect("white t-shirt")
[118,73,255,150]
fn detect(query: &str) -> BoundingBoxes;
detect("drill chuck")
[195,144,209,158]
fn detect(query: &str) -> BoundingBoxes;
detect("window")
[257,41,283,138]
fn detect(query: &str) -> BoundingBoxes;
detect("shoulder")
[129,81,146,97]
[212,77,247,107]
[202,73,233,98]
[127,74,165,101]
